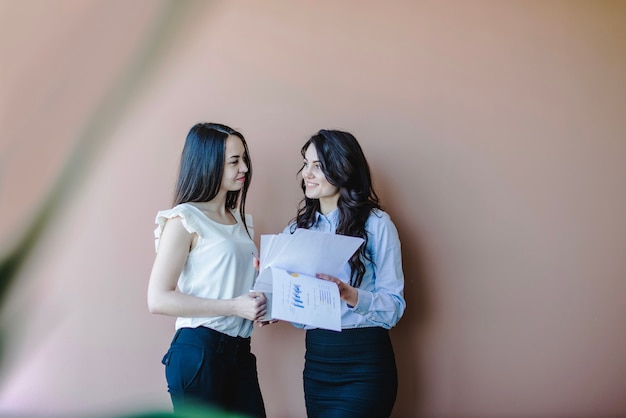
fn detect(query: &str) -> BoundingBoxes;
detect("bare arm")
[147,217,266,321]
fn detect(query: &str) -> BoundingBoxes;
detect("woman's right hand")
[234,292,267,321]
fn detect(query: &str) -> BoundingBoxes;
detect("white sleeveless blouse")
[154,203,258,338]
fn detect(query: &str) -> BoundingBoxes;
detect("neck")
[194,193,228,216]
[319,197,338,215]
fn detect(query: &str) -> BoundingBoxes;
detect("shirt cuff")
[351,289,372,316]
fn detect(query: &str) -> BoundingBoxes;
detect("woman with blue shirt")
[285,129,406,418]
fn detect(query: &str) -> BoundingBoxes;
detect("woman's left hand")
[316,273,358,307]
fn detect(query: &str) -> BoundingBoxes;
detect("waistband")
[306,326,389,345]
[172,326,251,354]
[305,327,393,362]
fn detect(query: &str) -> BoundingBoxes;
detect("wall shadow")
[375,173,433,418]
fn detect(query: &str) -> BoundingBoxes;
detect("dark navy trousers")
[161,326,266,418]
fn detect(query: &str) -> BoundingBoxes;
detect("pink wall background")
[1,1,625,417]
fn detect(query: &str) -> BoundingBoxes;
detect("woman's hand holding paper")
[316,273,358,307]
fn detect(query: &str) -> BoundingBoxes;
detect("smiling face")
[302,144,339,213]
[221,135,249,192]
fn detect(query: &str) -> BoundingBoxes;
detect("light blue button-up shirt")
[284,208,406,330]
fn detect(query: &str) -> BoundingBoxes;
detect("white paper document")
[262,267,341,331]
[252,228,364,331]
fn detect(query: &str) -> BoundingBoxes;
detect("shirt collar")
[314,208,339,228]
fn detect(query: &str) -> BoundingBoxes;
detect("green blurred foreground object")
[0,0,196,364]
[124,404,250,418]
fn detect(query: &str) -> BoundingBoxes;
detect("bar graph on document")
[291,283,304,309]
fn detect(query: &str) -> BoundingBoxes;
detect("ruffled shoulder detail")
[153,204,202,252]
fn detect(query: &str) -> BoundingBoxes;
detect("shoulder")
[232,211,254,228]
[243,213,253,228]
[366,209,400,240]
[366,209,393,228]
[229,210,255,238]
[243,212,255,237]
[153,204,198,251]
[282,221,297,235]
[156,203,197,222]
[155,203,201,235]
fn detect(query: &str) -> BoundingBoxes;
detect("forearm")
[148,289,236,318]
[351,289,406,328]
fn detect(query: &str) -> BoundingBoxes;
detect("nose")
[239,161,248,172]
[302,165,313,178]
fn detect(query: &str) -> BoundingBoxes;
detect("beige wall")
[1,1,625,417]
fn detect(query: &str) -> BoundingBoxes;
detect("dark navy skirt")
[304,327,398,418]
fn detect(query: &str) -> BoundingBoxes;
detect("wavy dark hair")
[293,129,381,288]
[173,122,252,236]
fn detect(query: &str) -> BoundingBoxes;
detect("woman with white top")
[148,122,267,417]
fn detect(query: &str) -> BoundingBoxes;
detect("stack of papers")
[252,228,363,331]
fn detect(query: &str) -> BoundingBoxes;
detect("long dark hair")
[173,122,252,236]
[293,129,381,288]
